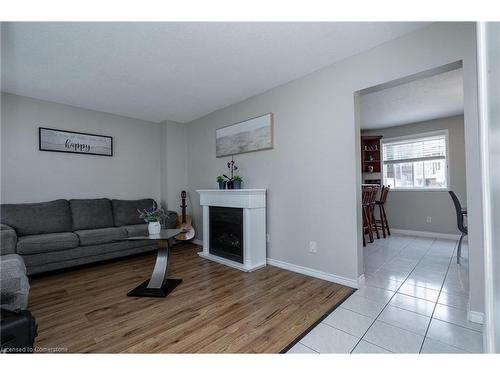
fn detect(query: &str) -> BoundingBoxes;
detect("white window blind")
[382,132,448,190]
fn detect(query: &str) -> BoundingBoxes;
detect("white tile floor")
[287,234,483,354]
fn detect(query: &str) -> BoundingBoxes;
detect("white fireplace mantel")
[196,189,267,272]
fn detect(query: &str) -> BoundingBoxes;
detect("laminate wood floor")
[28,243,354,353]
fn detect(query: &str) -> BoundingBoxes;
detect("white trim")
[357,274,365,285]
[390,188,449,192]
[195,189,266,194]
[384,155,445,165]
[477,22,495,354]
[199,252,266,272]
[468,310,485,325]
[381,129,450,190]
[390,228,460,240]
[266,258,359,289]
[381,129,449,146]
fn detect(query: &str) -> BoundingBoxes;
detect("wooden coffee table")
[120,229,183,298]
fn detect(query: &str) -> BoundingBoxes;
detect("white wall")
[160,119,188,212]
[183,22,484,311]
[1,93,162,203]
[362,115,467,235]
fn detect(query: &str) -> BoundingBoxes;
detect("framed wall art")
[216,113,273,157]
[39,127,113,156]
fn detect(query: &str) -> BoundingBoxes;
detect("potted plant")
[223,156,239,190]
[233,175,243,189]
[216,175,226,189]
[137,206,165,235]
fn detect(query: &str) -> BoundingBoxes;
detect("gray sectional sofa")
[0,198,177,275]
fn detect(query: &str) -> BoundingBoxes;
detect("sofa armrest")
[1,254,29,310]
[1,224,18,255]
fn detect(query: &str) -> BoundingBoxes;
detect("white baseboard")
[468,310,485,324]
[358,274,365,285]
[192,238,203,246]
[391,228,460,240]
[199,252,265,272]
[266,258,359,289]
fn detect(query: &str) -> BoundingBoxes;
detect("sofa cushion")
[75,227,127,246]
[122,224,149,237]
[111,199,156,227]
[23,240,156,268]
[1,199,72,236]
[25,243,158,275]
[70,198,114,230]
[16,232,79,255]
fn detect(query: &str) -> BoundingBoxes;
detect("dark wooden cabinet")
[361,135,382,173]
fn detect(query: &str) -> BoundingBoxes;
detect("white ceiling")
[2,22,430,123]
[360,68,464,130]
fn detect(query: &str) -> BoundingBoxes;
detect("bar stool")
[448,191,467,264]
[375,185,391,238]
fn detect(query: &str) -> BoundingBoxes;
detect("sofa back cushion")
[111,199,156,227]
[75,227,127,246]
[70,198,114,230]
[0,199,72,236]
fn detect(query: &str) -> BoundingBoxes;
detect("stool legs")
[366,206,374,243]
[370,204,380,239]
[362,205,373,245]
[381,204,390,236]
[378,204,386,238]
[457,232,466,264]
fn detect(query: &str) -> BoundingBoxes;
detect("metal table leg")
[127,239,182,298]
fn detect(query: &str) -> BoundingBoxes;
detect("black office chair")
[449,191,467,264]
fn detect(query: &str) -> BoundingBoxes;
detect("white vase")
[148,221,161,235]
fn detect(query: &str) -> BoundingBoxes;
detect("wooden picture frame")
[216,113,274,157]
[39,127,113,157]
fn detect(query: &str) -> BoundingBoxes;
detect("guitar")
[175,190,195,241]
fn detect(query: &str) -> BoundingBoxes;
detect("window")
[382,131,449,190]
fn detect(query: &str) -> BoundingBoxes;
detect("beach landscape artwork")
[216,113,274,157]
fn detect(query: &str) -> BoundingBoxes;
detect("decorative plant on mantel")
[216,175,226,189]
[223,156,242,189]
[215,156,244,189]
[137,206,166,235]
[232,175,243,189]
